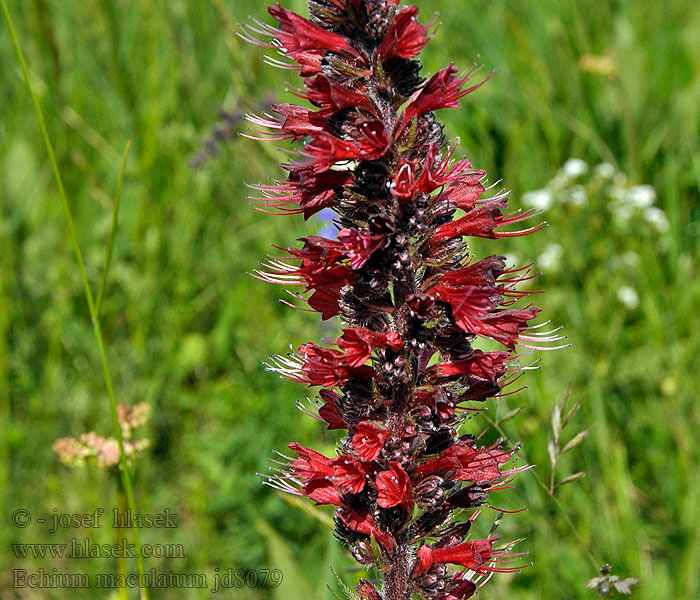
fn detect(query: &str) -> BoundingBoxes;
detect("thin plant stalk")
[484,413,600,570]
[115,472,130,600]
[96,141,131,315]
[0,3,149,598]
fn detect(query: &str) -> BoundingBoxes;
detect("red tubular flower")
[338,327,403,366]
[413,538,512,577]
[305,122,390,172]
[268,4,360,60]
[431,349,511,382]
[376,462,413,508]
[246,2,563,598]
[352,421,389,461]
[303,75,375,114]
[413,438,511,483]
[317,389,346,430]
[377,6,432,59]
[339,508,396,552]
[296,342,375,386]
[402,65,486,122]
[330,455,369,493]
[439,171,486,210]
[429,198,546,242]
[288,442,334,483]
[338,229,387,270]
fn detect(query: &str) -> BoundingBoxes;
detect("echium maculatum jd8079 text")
[241,2,565,599]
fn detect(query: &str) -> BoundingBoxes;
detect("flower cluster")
[53,402,151,469]
[518,158,667,316]
[242,2,561,598]
[522,159,667,233]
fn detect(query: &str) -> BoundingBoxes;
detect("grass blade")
[96,140,131,315]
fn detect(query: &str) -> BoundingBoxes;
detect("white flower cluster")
[522,159,669,232]
[521,159,668,311]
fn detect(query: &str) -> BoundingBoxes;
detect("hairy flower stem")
[385,541,411,600]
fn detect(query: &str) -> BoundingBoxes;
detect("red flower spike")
[246,2,559,597]
[352,421,389,461]
[376,462,413,508]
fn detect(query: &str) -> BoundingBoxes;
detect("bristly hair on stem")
[241,2,565,599]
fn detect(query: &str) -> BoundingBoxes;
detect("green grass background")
[1,0,699,598]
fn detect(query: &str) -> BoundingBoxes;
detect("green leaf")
[256,518,318,600]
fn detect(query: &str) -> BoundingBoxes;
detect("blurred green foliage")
[1,0,699,598]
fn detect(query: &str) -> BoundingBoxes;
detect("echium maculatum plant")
[241,2,565,599]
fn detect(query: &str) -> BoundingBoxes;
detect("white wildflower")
[538,243,563,271]
[567,185,587,207]
[594,162,616,179]
[522,189,553,211]
[562,158,588,178]
[617,286,639,310]
[627,185,656,208]
[611,203,634,223]
[643,206,669,232]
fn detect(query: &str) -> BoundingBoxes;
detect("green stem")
[115,473,129,600]
[96,141,130,315]
[1,4,149,598]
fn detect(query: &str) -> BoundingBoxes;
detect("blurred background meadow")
[1,0,699,598]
